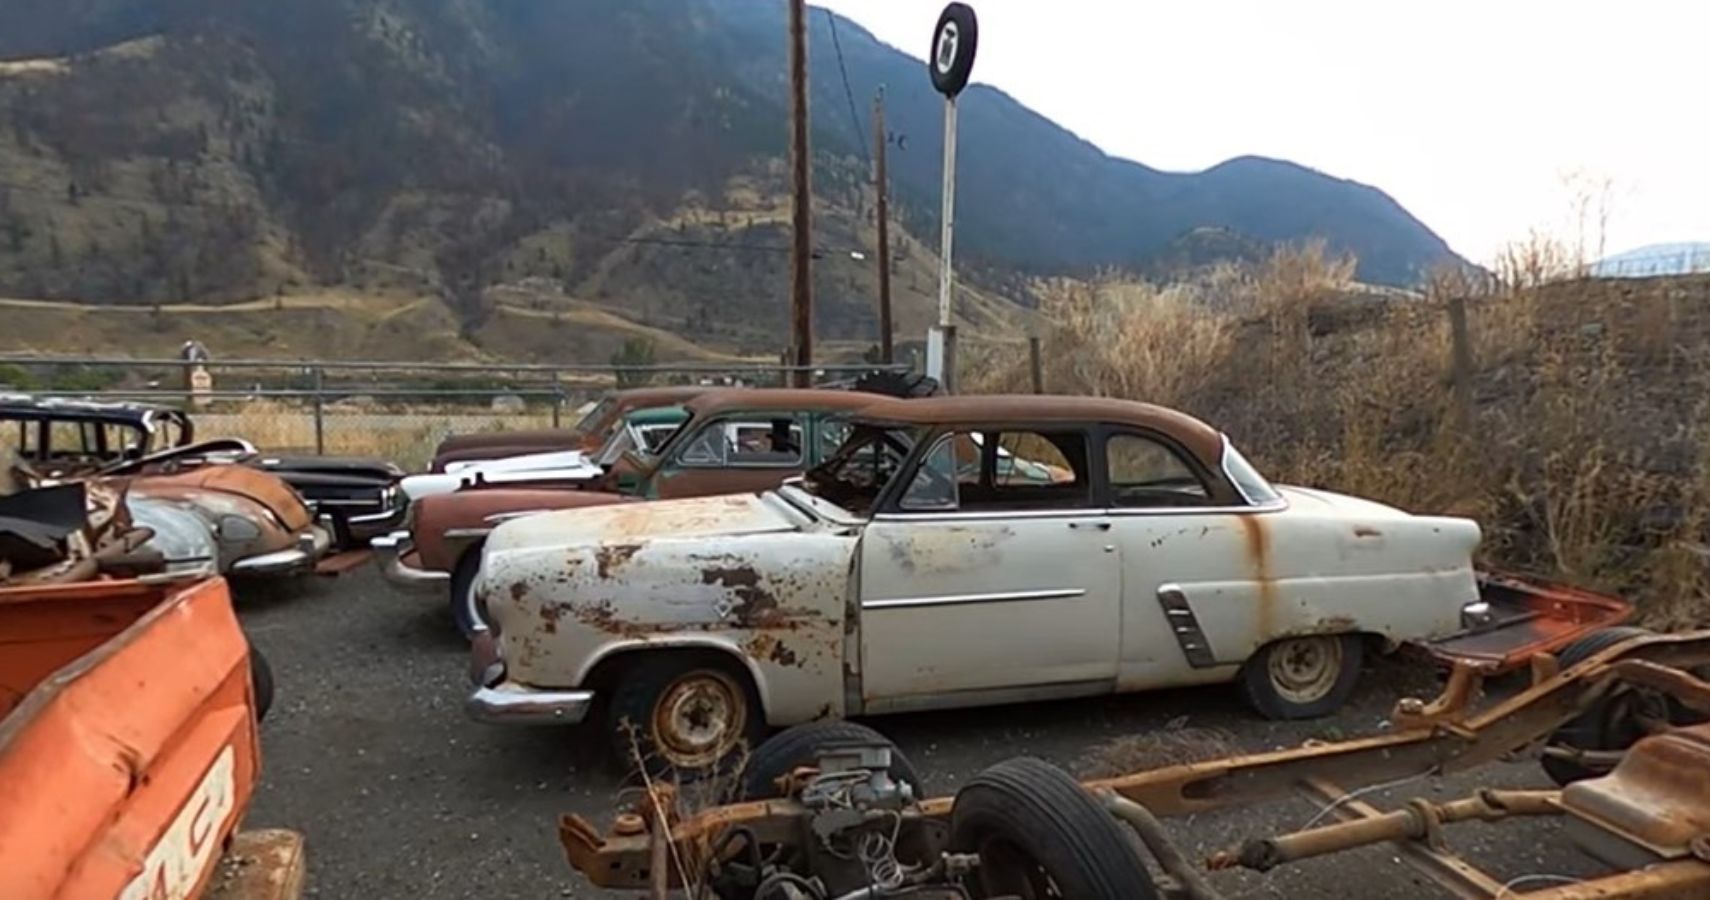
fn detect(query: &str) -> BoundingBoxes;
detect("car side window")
[729,416,804,466]
[676,416,805,468]
[899,435,958,510]
[899,429,1090,513]
[1106,433,1212,508]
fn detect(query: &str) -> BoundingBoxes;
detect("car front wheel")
[1239,634,1364,720]
[604,654,764,778]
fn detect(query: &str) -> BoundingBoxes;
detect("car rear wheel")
[950,757,1158,899]
[1239,634,1364,720]
[448,545,486,639]
[605,654,764,778]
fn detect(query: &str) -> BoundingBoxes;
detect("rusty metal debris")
[556,630,1710,898]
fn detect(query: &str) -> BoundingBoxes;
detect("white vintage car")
[467,395,1486,771]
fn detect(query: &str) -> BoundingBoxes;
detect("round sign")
[928,3,979,98]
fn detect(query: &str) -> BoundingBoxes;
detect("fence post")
[550,370,562,429]
[1447,295,1473,429]
[311,365,326,455]
[1028,336,1044,394]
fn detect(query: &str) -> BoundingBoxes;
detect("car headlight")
[217,514,262,547]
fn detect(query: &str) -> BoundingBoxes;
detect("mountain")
[0,0,1462,357]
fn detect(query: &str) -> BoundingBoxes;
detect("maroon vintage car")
[427,386,710,473]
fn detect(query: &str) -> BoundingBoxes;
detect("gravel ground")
[240,570,1611,899]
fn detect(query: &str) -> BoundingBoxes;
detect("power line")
[824,9,870,169]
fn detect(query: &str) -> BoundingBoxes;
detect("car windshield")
[802,423,916,513]
[570,397,616,434]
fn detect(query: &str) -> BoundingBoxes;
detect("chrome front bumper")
[465,630,593,725]
[466,683,595,725]
[371,530,450,591]
[230,525,332,577]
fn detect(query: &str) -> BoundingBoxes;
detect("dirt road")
[240,571,1606,898]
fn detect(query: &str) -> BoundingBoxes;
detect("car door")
[1099,428,1270,691]
[650,413,807,499]
[858,427,1122,712]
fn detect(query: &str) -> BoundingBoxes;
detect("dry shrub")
[1077,724,1239,779]
[971,242,1710,625]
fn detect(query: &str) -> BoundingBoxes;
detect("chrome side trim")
[1157,583,1218,669]
[444,526,495,541]
[863,587,1086,610]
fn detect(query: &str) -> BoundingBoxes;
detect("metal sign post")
[927,4,977,393]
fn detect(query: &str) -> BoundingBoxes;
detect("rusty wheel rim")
[651,670,746,769]
[1267,636,1343,705]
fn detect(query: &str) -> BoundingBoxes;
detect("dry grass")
[199,399,556,470]
[970,242,1710,626]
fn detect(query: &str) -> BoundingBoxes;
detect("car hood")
[403,451,601,501]
[129,467,313,532]
[486,491,803,555]
[444,448,591,477]
[249,455,402,483]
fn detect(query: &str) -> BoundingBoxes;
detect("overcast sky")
[817,0,1708,266]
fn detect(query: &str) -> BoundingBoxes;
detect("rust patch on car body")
[700,564,781,626]
[538,603,565,634]
[595,543,642,579]
[744,632,802,668]
[1238,515,1277,638]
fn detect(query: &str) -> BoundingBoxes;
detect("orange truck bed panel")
[0,576,262,900]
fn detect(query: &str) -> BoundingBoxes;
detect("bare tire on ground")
[950,757,1158,900]
[1239,633,1364,720]
[738,720,923,800]
[605,653,765,778]
[1541,626,1657,786]
[448,545,486,639]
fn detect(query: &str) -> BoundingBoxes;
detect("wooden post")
[873,89,893,365]
[787,0,814,387]
[1447,295,1473,428]
[311,366,326,455]
[1029,336,1044,394]
[550,370,562,428]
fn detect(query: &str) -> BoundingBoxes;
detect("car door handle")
[1068,521,1111,531]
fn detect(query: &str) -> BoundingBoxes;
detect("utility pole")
[873,88,893,365]
[787,0,814,388]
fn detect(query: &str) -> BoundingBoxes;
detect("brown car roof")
[611,385,712,409]
[681,388,888,419]
[852,394,1226,470]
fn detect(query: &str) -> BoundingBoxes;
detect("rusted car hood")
[481,491,854,704]
[485,491,802,554]
[130,466,312,531]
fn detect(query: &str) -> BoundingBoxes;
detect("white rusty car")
[467,396,1488,771]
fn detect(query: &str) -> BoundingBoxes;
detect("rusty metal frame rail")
[558,631,1710,893]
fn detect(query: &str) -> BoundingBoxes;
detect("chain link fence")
[0,356,909,470]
